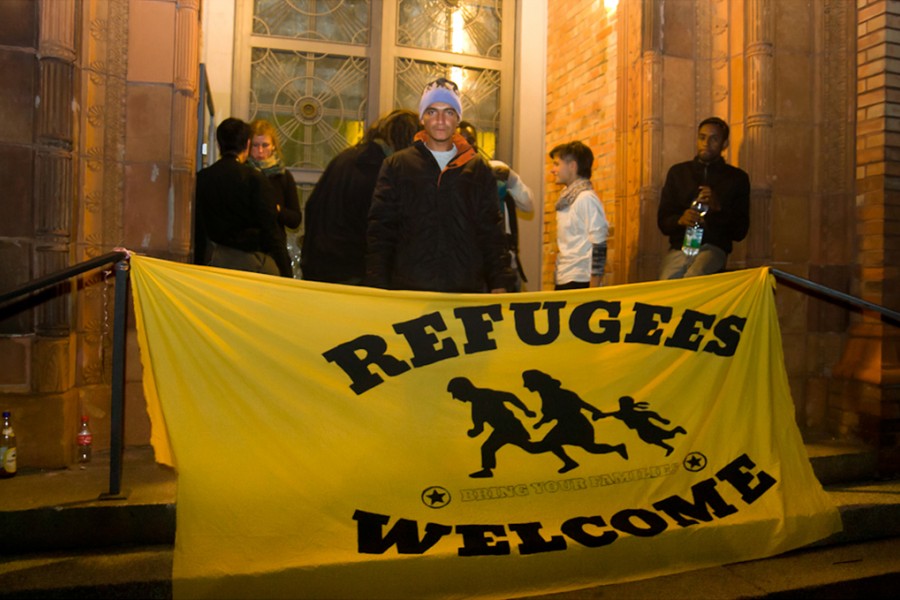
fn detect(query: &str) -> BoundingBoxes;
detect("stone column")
[20,0,80,465]
[171,0,200,259]
[35,0,76,338]
[743,0,773,268]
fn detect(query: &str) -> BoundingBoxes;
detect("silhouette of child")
[600,395,686,456]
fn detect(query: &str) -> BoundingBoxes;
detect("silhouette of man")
[599,395,686,456]
[448,377,537,478]
[521,369,627,473]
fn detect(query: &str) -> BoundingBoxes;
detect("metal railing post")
[100,257,130,500]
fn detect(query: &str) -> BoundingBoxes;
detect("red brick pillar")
[834,0,900,471]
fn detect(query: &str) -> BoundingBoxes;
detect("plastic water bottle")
[1,411,16,479]
[77,415,92,464]
[681,199,709,257]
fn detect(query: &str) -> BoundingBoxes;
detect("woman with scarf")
[549,141,608,290]
[249,120,302,272]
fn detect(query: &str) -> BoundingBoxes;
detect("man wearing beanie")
[365,78,514,292]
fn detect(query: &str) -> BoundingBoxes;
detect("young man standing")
[194,118,292,277]
[365,78,513,293]
[549,141,609,290]
[657,117,750,279]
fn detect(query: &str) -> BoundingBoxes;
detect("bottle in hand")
[681,198,710,257]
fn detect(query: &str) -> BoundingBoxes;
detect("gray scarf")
[555,177,593,211]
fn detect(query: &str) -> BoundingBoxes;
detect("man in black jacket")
[365,78,514,293]
[194,118,292,277]
[657,117,750,279]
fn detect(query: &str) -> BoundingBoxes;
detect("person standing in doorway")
[248,119,302,275]
[365,78,513,293]
[301,109,420,284]
[194,117,292,277]
[458,120,534,291]
[549,141,608,290]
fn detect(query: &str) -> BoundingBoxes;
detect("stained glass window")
[253,0,371,45]
[397,0,502,58]
[248,48,369,170]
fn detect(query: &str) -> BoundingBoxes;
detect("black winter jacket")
[302,141,387,283]
[194,155,293,277]
[365,134,514,292]
[657,156,750,254]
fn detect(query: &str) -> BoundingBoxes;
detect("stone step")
[1,446,899,599]
[806,440,879,486]
[0,444,893,554]
[0,447,176,555]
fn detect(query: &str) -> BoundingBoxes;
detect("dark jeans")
[555,281,589,291]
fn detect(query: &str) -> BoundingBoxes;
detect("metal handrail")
[0,251,126,306]
[0,250,131,499]
[770,268,900,326]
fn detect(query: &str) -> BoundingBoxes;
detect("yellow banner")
[130,255,841,599]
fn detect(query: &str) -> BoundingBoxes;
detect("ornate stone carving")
[77,270,111,385]
[72,0,130,444]
[710,0,729,118]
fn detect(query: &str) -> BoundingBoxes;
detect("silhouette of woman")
[521,370,627,473]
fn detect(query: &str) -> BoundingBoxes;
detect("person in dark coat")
[657,117,750,278]
[301,110,419,284]
[365,78,514,293]
[249,119,302,276]
[194,118,292,277]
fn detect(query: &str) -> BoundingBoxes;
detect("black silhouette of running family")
[447,370,687,478]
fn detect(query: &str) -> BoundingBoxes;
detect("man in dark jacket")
[194,117,292,277]
[657,117,750,279]
[365,78,514,293]
[301,110,419,284]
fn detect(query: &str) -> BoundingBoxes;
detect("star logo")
[421,486,451,509]
[683,452,708,472]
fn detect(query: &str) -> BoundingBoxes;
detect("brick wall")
[832,0,900,469]
[545,0,618,289]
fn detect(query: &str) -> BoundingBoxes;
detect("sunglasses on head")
[423,78,459,94]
